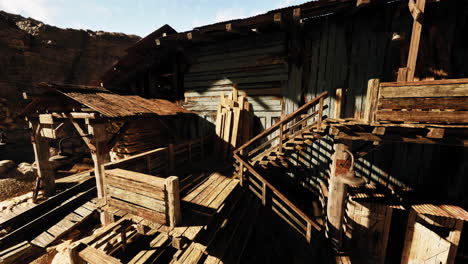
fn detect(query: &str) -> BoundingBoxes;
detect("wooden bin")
[104,168,181,227]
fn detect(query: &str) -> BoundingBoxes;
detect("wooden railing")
[105,136,211,176]
[234,91,328,162]
[233,92,328,242]
[364,78,468,125]
[234,154,322,242]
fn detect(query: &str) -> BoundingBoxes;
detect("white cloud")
[277,0,299,8]
[215,7,247,23]
[0,0,56,23]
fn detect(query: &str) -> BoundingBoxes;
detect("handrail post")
[306,222,312,243]
[317,97,324,131]
[279,123,284,153]
[261,182,267,206]
[239,149,244,186]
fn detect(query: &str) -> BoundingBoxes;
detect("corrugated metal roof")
[29,83,191,118]
[412,204,468,221]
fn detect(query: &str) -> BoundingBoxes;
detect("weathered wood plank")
[378,97,468,110]
[107,186,166,213]
[106,175,165,200]
[108,199,166,224]
[375,111,468,123]
[79,245,122,264]
[380,83,468,98]
[106,169,166,188]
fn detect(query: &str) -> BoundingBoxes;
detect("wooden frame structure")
[22,83,192,210]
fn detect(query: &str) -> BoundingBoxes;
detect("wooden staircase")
[233,91,329,242]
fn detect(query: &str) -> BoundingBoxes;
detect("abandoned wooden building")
[1,0,468,263]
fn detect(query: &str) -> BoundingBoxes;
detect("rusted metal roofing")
[29,83,191,118]
[412,204,468,221]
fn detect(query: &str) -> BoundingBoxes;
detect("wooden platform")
[71,170,259,264]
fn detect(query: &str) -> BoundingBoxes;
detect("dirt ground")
[0,162,36,202]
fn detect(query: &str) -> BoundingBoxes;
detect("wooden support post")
[406,0,426,81]
[30,120,56,197]
[334,88,343,119]
[326,142,352,250]
[88,122,112,225]
[166,176,181,228]
[364,79,380,123]
[168,144,175,172]
[401,210,417,263]
[447,220,464,264]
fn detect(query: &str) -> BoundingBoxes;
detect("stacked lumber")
[215,86,252,161]
[108,120,168,161]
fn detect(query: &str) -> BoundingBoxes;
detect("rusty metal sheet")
[412,204,468,221]
[32,83,190,118]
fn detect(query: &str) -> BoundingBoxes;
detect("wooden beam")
[356,0,371,7]
[375,111,468,124]
[334,88,343,119]
[186,31,214,42]
[107,122,131,150]
[372,126,386,136]
[293,8,301,21]
[426,127,445,139]
[53,112,98,119]
[68,116,96,152]
[88,122,110,225]
[166,176,181,228]
[225,23,250,35]
[406,0,426,81]
[363,79,380,123]
[39,114,54,125]
[326,142,352,250]
[273,13,282,24]
[378,97,468,110]
[29,120,56,197]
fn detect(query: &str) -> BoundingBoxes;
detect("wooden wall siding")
[292,5,467,202]
[345,200,393,264]
[183,32,287,133]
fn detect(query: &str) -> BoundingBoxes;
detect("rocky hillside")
[0,11,140,161]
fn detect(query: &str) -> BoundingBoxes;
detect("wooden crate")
[104,169,181,227]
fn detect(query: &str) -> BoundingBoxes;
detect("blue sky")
[0,0,311,37]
